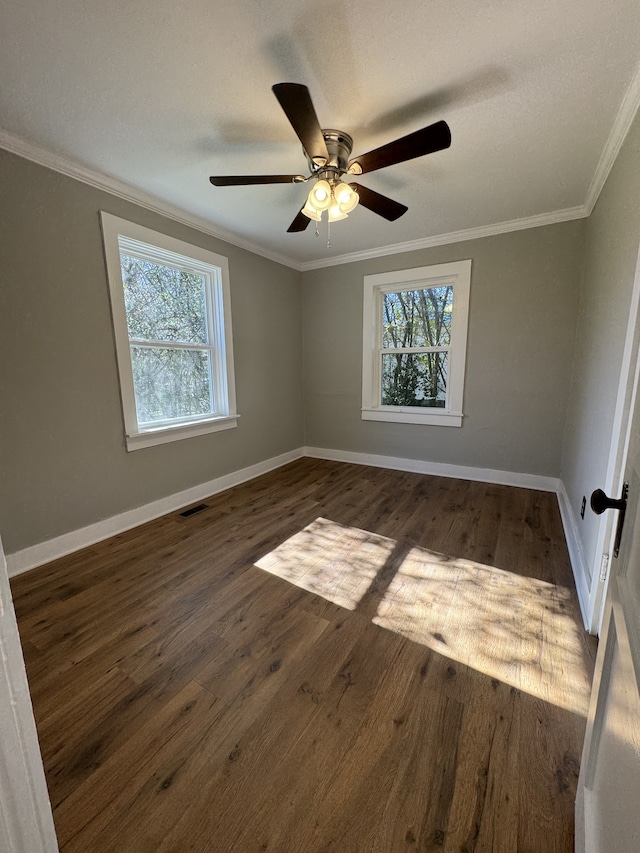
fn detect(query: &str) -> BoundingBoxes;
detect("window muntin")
[101,213,237,450]
[362,261,471,427]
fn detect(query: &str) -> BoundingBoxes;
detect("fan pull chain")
[327,218,331,248]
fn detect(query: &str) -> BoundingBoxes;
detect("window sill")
[125,415,239,451]
[361,407,462,427]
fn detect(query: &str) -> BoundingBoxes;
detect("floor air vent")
[179,503,210,518]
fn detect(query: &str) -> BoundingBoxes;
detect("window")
[101,212,238,450]
[362,260,471,427]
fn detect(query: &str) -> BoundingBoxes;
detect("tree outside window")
[121,254,214,426]
[381,286,453,408]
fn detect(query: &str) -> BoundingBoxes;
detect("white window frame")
[362,259,471,427]
[101,212,238,451]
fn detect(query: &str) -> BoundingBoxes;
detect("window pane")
[131,347,213,423]
[381,352,448,408]
[382,286,453,348]
[121,255,207,344]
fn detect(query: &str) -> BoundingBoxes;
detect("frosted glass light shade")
[308,179,332,211]
[334,182,359,213]
[302,201,322,221]
[328,203,348,222]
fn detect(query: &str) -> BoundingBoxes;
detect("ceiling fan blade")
[350,183,408,221]
[209,174,305,186]
[348,120,451,175]
[272,83,330,166]
[287,208,312,233]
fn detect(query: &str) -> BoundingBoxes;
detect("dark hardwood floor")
[10,458,598,852]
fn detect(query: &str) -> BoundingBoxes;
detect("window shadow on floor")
[255,515,594,715]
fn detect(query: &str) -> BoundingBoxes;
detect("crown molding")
[5,70,640,278]
[0,129,303,272]
[298,205,589,271]
[584,60,640,215]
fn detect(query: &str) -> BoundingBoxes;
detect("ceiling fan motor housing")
[306,129,354,183]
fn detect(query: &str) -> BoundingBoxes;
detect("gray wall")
[0,150,304,554]
[561,110,640,584]
[3,122,638,564]
[302,222,586,476]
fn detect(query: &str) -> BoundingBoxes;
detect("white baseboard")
[6,448,304,577]
[304,446,561,493]
[7,443,590,629]
[556,480,591,629]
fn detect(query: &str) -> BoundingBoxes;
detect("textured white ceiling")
[2,0,640,267]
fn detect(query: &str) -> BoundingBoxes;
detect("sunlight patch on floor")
[255,518,592,715]
[374,546,592,715]
[255,517,395,611]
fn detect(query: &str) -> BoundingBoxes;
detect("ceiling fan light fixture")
[301,201,322,221]
[334,182,359,213]
[328,202,348,222]
[308,179,332,211]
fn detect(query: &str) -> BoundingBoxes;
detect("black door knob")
[590,483,629,558]
[590,488,626,515]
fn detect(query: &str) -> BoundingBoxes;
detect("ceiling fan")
[209,83,451,234]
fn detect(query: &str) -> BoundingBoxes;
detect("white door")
[584,247,640,635]
[575,378,640,850]
[0,535,58,852]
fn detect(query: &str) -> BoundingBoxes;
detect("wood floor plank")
[10,458,597,852]
[57,681,220,851]
[305,644,464,853]
[41,638,223,807]
[86,611,331,851]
